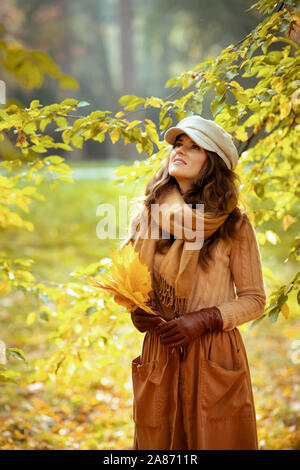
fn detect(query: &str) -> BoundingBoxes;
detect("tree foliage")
[0,0,299,449]
[0,24,78,90]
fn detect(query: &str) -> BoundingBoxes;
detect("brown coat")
[131,218,266,450]
[132,329,257,450]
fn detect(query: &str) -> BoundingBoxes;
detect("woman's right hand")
[131,306,164,333]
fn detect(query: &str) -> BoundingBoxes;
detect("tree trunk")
[118,0,136,94]
[118,0,139,160]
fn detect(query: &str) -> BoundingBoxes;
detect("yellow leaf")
[283,215,296,231]
[230,81,242,89]
[145,124,159,144]
[273,77,284,94]
[59,74,79,89]
[35,174,45,185]
[26,311,37,325]
[110,128,120,144]
[280,98,292,119]
[126,120,141,129]
[146,96,163,108]
[15,270,35,282]
[235,127,248,142]
[181,75,189,90]
[86,244,157,315]
[0,281,11,295]
[281,303,289,319]
[113,294,135,310]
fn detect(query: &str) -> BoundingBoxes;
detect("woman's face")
[168,133,208,192]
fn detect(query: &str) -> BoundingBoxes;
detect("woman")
[126,115,266,450]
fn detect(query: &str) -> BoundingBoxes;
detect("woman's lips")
[172,157,187,165]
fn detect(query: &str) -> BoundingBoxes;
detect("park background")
[0,0,299,450]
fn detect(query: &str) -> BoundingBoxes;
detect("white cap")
[164,115,239,170]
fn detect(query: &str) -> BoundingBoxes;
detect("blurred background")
[1,0,260,161]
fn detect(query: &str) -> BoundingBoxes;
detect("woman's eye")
[173,142,200,149]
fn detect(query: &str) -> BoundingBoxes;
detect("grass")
[0,160,299,450]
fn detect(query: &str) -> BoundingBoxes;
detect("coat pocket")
[131,355,164,427]
[200,358,254,422]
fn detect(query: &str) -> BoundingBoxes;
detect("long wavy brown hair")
[141,134,248,271]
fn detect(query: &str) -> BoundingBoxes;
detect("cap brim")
[164,127,210,151]
[164,127,189,145]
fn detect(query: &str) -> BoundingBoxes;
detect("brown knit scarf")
[127,185,236,318]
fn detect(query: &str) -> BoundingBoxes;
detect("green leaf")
[39,292,50,303]
[118,95,145,111]
[160,117,173,132]
[59,74,79,89]
[71,135,83,148]
[60,98,78,107]
[40,118,52,132]
[145,123,159,144]
[56,176,75,184]
[159,107,168,124]
[30,50,60,76]
[23,122,37,134]
[20,62,43,87]
[44,156,65,165]
[174,109,187,121]
[226,69,239,80]
[211,93,226,117]
[86,306,97,318]
[30,100,41,109]
[249,314,266,331]
[31,145,47,153]
[268,306,280,323]
[0,366,21,383]
[165,77,181,88]
[40,311,49,321]
[54,116,68,129]
[254,183,265,198]
[26,311,37,325]
[6,347,27,363]
[232,89,249,106]
[56,143,73,151]
[77,101,90,108]
[277,293,288,309]
[48,162,73,175]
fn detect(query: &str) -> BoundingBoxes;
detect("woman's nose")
[176,146,185,155]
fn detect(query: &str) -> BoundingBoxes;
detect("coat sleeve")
[217,218,266,331]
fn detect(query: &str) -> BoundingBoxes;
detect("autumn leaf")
[281,303,290,319]
[283,215,296,232]
[86,244,157,315]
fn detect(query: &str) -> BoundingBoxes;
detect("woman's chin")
[168,166,188,179]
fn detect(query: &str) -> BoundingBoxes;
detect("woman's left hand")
[154,306,223,349]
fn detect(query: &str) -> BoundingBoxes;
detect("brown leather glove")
[154,306,223,349]
[131,306,165,333]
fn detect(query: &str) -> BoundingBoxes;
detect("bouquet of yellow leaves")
[86,244,158,316]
